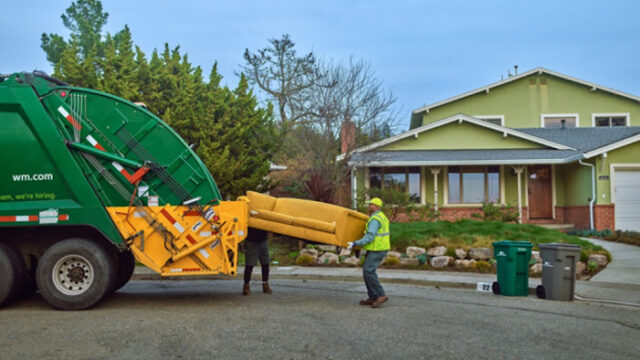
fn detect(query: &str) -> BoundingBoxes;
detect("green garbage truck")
[0,71,253,310]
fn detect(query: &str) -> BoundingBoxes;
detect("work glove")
[347,242,355,250]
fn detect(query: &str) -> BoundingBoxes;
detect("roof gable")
[348,114,573,156]
[412,67,640,118]
[381,121,545,150]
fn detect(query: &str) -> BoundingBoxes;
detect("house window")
[594,114,628,127]
[474,115,504,126]
[369,167,421,202]
[448,166,500,204]
[542,115,577,128]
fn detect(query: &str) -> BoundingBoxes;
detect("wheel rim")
[52,255,95,296]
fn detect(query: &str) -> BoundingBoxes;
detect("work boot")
[371,295,389,308]
[262,282,272,294]
[242,283,250,296]
[359,299,375,306]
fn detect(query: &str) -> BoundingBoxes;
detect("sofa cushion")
[273,198,341,223]
[246,191,277,211]
[292,217,336,234]
[251,209,294,225]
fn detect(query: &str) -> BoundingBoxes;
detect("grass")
[390,219,609,261]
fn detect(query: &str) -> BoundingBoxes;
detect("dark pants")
[244,239,270,284]
[363,250,388,300]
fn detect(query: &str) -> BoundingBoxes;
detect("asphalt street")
[1,279,639,360]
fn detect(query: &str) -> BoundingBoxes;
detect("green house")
[345,67,640,231]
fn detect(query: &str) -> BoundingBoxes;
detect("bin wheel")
[492,281,500,295]
[536,285,546,299]
[36,238,115,310]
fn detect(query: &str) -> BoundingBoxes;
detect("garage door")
[614,170,640,231]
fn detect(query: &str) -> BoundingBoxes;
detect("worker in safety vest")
[347,197,390,308]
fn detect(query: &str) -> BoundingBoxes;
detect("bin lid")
[539,243,581,251]
[493,240,533,247]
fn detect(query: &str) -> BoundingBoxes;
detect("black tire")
[36,238,115,310]
[492,281,500,295]
[0,243,27,307]
[536,285,546,299]
[112,250,135,292]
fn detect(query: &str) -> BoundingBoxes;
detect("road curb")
[131,271,539,295]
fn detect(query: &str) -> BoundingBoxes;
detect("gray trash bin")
[536,243,581,301]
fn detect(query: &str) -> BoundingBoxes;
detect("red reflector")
[60,91,67,97]
[228,231,233,236]
[213,215,220,221]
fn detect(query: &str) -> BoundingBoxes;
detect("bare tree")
[242,34,322,130]
[291,58,399,203]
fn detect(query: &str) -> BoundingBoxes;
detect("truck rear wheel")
[113,250,135,292]
[36,238,115,310]
[0,242,27,307]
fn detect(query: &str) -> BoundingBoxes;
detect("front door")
[528,165,552,219]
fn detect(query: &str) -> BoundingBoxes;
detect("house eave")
[348,156,583,167]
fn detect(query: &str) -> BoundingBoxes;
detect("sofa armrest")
[347,211,369,221]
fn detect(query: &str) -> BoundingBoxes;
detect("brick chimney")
[340,118,356,154]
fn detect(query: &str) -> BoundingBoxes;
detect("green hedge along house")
[344,67,640,231]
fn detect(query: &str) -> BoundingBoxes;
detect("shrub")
[474,260,493,273]
[295,254,315,266]
[288,251,299,260]
[587,260,599,273]
[479,202,519,223]
[385,256,400,265]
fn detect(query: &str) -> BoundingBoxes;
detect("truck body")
[0,72,260,309]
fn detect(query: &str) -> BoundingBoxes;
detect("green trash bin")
[492,240,533,296]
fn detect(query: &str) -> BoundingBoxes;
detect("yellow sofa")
[241,191,369,247]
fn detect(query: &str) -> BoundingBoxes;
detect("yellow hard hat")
[367,197,383,207]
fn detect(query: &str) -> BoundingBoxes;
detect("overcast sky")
[2,0,639,129]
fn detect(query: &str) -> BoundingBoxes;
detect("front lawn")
[391,219,609,262]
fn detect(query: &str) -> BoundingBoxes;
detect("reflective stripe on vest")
[363,211,390,251]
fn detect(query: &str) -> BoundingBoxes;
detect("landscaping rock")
[469,247,492,260]
[339,248,352,257]
[454,259,474,269]
[455,248,467,259]
[342,256,360,266]
[317,252,339,265]
[576,261,586,274]
[387,251,403,259]
[532,251,541,263]
[300,248,318,262]
[399,257,420,266]
[427,246,447,257]
[430,256,453,268]
[589,254,608,267]
[317,245,337,252]
[406,246,427,258]
[530,263,542,273]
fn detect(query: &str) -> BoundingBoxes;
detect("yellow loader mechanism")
[107,201,248,277]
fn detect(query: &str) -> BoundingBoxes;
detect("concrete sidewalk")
[132,238,640,306]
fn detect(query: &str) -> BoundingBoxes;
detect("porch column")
[512,166,525,223]
[351,166,357,209]
[430,167,442,211]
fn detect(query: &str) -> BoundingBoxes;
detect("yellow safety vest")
[363,211,390,251]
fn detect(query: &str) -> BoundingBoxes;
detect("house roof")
[344,122,640,166]
[340,113,573,160]
[518,127,640,153]
[411,67,640,117]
